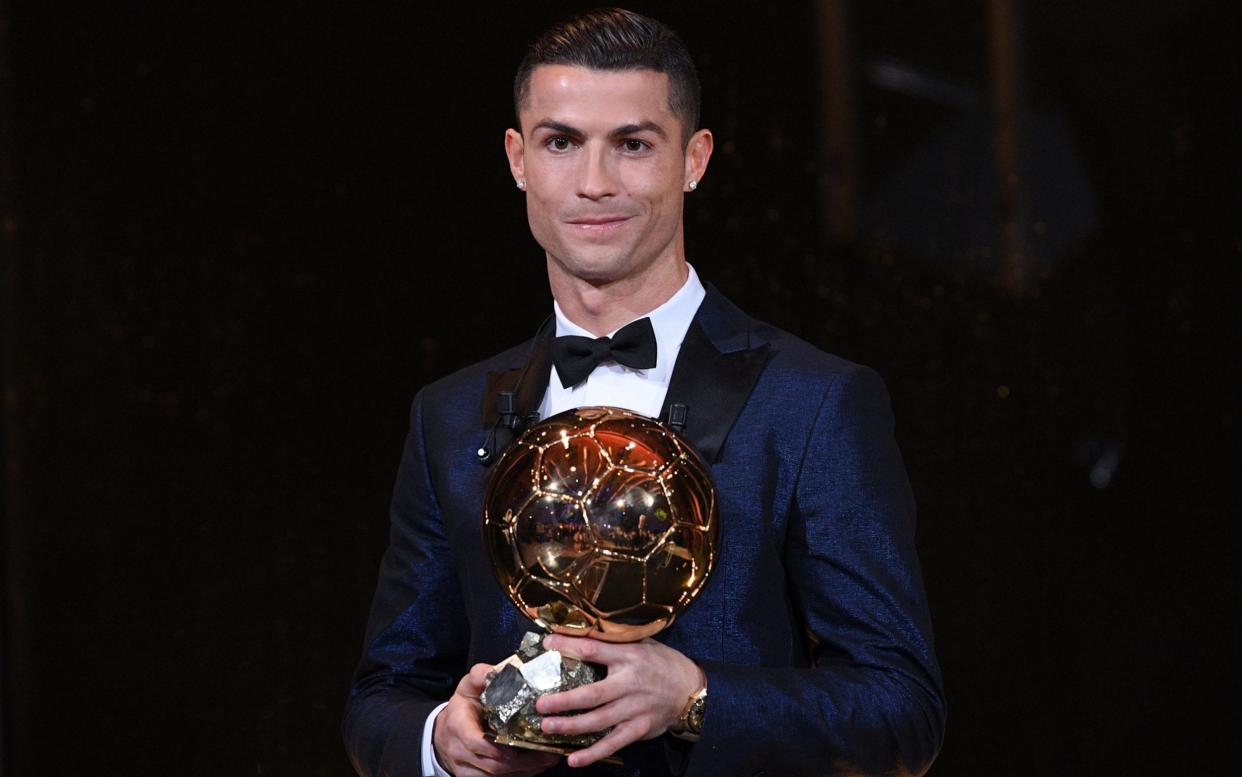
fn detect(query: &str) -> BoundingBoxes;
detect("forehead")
[521,65,676,131]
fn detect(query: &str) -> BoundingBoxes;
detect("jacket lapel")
[660,284,771,463]
[479,317,555,460]
[479,286,770,466]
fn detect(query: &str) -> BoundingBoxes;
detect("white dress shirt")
[420,264,707,775]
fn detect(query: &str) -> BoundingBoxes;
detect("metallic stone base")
[481,631,616,758]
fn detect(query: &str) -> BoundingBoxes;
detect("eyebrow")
[531,119,668,141]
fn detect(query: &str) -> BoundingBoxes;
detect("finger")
[447,760,499,777]
[542,634,628,664]
[472,746,560,776]
[462,732,510,763]
[535,674,623,715]
[460,711,563,768]
[441,742,497,777]
[457,745,543,776]
[450,708,506,756]
[460,662,495,695]
[470,661,495,684]
[444,711,509,763]
[464,752,521,776]
[541,698,630,736]
[565,719,643,768]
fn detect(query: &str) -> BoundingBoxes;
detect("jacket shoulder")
[409,338,535,429]
[749,316,881,394]
[426,339,530,391]
[701,284,878,390]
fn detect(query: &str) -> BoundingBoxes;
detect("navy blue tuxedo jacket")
[343,285,945,776]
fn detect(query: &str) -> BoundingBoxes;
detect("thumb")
[461,662,494,695]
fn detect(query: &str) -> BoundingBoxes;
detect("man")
[344,8,944,776]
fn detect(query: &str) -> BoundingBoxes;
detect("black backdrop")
[3,2,1239,775]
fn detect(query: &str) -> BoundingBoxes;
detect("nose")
[576,143,617,200]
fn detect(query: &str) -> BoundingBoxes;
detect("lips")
[565,215,633,234]
[567,215,631,225]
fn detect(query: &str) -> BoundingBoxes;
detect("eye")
[622,139,649,153]
[547,136,573,152]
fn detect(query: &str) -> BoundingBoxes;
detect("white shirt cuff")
[420,701,452,777]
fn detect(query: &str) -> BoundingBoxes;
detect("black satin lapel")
[660,320,771,463]
[480,319,555,431]
[515,329,554,421]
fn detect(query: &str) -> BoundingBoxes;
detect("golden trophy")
[479,406,719,757]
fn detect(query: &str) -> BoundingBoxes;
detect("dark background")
[3,2,1239,775]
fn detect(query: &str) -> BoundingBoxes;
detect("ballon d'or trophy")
[480,406,719,759]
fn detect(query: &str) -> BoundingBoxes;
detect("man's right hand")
[433,663,560,777]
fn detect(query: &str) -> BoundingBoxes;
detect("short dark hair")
[513,7,701,144]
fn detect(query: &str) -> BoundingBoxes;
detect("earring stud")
[517,179,526,190]
[687,180,698,191]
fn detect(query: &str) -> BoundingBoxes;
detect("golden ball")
[483,406,718,642]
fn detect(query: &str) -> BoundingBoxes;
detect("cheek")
[633,186,682,226]
[622,167,682,208]
[524,195,561,246]
[522,185,551,220]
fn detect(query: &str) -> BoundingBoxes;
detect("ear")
[504,128,526,185]
[683,128,714,192]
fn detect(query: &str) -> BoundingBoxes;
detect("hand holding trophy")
[480,406,719,761]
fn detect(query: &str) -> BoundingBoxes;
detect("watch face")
[687,694,706,732]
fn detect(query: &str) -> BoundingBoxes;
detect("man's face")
[505,65,710,285]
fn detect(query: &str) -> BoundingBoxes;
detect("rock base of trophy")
[483,733,623,766]
[481,632,620,763]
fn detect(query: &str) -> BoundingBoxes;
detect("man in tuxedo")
[343,8,944,777]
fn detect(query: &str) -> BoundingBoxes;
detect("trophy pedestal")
[481,632,621,764]
[483,733,623,766]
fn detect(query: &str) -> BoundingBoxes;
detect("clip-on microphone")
[476,391,525,465]
[666,403,688,435]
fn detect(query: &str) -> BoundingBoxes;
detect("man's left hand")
[535,635,704,768]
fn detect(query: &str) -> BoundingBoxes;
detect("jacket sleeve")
[342,390,471,777]
[688,366,946,777]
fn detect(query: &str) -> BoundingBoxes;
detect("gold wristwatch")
[670,684,707,742]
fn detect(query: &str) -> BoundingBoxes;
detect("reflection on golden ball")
[483,406,719,642]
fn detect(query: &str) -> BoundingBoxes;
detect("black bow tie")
[551,317,658,388]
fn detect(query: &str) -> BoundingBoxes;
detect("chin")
[553,248,638,284]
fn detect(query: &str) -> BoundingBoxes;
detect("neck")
[548,255,689,337]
